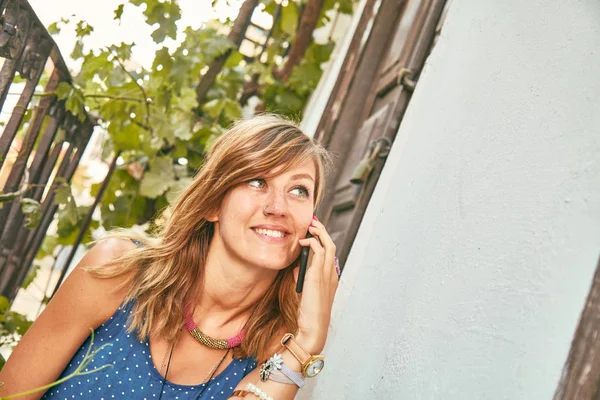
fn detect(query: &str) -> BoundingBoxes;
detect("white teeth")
[254,228,285,238]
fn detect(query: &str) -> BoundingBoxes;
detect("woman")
[0,114,339,399]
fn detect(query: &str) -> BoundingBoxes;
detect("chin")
[259,261,292,272]
[251,255,294,271]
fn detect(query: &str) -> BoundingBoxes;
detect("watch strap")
[281,333,311,365]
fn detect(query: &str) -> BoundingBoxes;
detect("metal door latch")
[397,68,416,92]
[350,137,392,184]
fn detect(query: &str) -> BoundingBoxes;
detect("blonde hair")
[87,114,330,360]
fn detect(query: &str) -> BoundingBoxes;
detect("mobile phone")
[295,231,312,293]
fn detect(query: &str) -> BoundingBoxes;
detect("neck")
[192,236,278,327]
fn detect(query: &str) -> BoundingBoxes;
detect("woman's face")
[211,160,317,272]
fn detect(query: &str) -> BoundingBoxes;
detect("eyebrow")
[291,173,315,181]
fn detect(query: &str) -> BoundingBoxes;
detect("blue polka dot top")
[41,300,258,399]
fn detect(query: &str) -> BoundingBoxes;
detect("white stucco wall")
[305,0,600,398]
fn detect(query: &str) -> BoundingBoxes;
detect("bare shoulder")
[27,236,140,338]
[62,237,138,316]
[0,237,141,397]
[86,236,139,263]
[29,236,139,341]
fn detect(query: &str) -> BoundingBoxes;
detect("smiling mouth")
[252,228,288,238]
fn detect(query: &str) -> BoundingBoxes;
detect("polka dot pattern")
[41,302,258,399]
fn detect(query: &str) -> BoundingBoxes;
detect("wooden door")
[314,0,448,268]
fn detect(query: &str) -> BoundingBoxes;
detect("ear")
[205,209,219,223]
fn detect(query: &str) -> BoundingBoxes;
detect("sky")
[29,0,247,69]
[15,0,250,185]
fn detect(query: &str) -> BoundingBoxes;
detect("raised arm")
[230,217,339,399]
[0,238,136,399]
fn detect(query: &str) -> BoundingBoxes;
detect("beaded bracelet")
[245,383,273,400]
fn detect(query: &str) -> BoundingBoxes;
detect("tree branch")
[195,0,259,108]
[84,94,145,103]
[108,47,151,127]
[239,73,261,107]
[0,169,29,203]
[29,92,146,103]
[274,0,325,82]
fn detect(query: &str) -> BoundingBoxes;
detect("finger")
[308,225,336,257]
[298,237,325,259]
[309,220,339,282]
[307,225,336,278]
[298,237,325,270]
[308,218,336,253]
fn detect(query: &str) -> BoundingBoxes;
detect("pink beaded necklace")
[183,306,246,349]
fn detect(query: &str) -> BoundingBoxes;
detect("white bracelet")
[246,383,273,400]
[260,353,305,388]
[269,364,305,388]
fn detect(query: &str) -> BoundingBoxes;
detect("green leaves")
[75,20,94,38]
[129,0,182,43]
[108,42,135,62]
[109,120,142,151]
[21,264,40,290]
[152,47,174,81]
[202,99,224,119]
[223,98,242,121]
[224,51,244,68]
[55,82,86,122]
[166,177,191,204]
[281,2,299,36]
[201,34,234,64]
[20,198,42,229]
[48,17,70,35]
[337,0,354,14]
[0,295,33,349]
[201,98,241,122]
[175,87,198,114]
[289,61,323,95]
[54,81,71,100]
[54,183,80,243]
[77,51,115,84]
[71,20,95,60]
[0,296,9,314]
[139,156,175,198]
[36,235,59,260]
[54,183,78,225]
[306,41,335,64]
[114,4,125,21]
[27,0,342,278]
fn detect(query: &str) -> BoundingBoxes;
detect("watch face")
[306,358,324,378]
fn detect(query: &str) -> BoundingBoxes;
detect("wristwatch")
[281,333,325,378]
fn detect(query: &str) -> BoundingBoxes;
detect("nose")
[263,189,289,216]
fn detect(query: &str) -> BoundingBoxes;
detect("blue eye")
[291,185,310,198]
[248,178,266,188]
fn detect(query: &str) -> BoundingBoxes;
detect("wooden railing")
[0,0,95,300]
